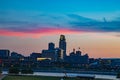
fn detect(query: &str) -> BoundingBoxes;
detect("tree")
[9,67,19,74]
[0,68,2,74]
[21,68,33,74]
[117,72,120,78]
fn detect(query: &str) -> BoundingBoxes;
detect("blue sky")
[0,0,120,16]
[0,0,120,57]
[0,0,120,32]
[1,0,120,12]
[0,0,120,20]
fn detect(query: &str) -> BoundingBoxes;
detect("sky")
[0,0,120,58]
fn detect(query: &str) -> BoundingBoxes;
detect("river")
[2,71,118,80]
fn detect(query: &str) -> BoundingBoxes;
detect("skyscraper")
[59,35,66,60]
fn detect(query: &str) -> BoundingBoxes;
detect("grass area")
[2,75,105,80]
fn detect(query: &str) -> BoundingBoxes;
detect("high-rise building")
[59,35,66,59]
[48,42,55,50]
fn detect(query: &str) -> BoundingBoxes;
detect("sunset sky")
[0,0,120,58]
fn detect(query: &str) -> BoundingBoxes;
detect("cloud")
[67,14,120,32]
[116,34,120,37]
[0,28,82,38]
[69,21,120,32]
[67,14,97,22]
[0,11,120,37]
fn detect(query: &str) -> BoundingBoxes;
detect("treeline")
[8,67,33,74]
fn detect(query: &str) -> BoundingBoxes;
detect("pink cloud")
[0,28,83,38]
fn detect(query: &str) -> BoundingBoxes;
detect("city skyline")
[0,34,120,58]
[0,0,120,58]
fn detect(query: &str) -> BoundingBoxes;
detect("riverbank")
[2,75,110,80]
[1,71,118,80]
[2,70,117,75]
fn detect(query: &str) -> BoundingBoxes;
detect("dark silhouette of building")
[76,47,81,56]
[30,52,41,59]
[65,48,89,65]
[42,50,55,61]
[48,42,55,50]
[0,49,10,57]
[42,42,56,61]
[42,42,64,62]
[59,35,66,60]
[54,48,64,62]
[11,52,24,58]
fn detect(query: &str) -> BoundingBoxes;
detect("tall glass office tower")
[59,35,66,60]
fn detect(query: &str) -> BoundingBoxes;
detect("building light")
[20,58,24,61]
[37,58,51,61]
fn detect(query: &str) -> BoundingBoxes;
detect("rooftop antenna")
[73,48,75,53]
[78,47,80,51]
